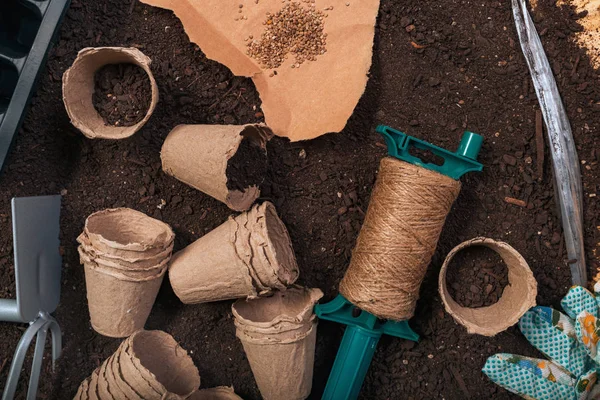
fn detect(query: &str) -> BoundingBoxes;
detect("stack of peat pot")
[232,286,323,400]
[78,208,174,337]
[74,330,200,400]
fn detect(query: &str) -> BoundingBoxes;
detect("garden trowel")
[0,195,62,400]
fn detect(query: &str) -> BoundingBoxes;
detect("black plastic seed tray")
[0,0,70,171]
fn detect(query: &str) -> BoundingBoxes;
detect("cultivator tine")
[1,317,46,400]
[27,321,49,400]
[46,313,63,368]
[1,196,62,400]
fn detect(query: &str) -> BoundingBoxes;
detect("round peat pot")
[168,202,299,304]
[161,123,273,211]
[232,287,323,400]
[63,47,158,139]
[438,237,537,336]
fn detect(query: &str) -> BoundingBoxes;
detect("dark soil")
[226,137,268,192]
[446,245,509,308]
[93,63,151,126]
[0,0,599,399]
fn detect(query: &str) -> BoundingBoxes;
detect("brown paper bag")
[161,124,272,211]
[137,0,379,141]
[232,287,322,400]
[189,386,243,400]
[83,208,174,257]
[168,202,299,304]
[62,47,159,139]
[438,238,537,336]
[83,260,166,337]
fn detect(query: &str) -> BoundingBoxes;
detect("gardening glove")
[482,284,600,400]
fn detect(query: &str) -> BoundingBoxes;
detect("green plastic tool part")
[315,295,419,400]
[377,125,483,179]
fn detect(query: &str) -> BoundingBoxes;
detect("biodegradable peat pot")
[83,208,174,258]
[63,47,158,139]
[168,202,299,304]
[75,330,200,400]
[161,124,273,211]
[78,246,169,280]
[88,369,100,399]
[124,330,200,399]
[98,354,130,400]
[74,377,89,400]
[190,386,243,400]
[439,237,538,336]
[107,348,143,400]
[78,232,174,270]
[232,287,323,400]
[111,342,148,400]
[82,259,166,337]
[96,357,111,400]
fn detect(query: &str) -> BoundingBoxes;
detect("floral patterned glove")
[483,285,600,400]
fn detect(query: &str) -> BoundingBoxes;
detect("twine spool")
[339,157,462,321]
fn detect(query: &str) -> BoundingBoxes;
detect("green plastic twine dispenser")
[315,125,483,400]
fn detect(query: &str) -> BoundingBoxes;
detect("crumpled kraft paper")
[438,238,538,337]
[568,0,600,69]
[532,0,600,69]
[138,0,380,141]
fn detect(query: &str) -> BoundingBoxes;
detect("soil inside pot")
[226,136,268,192]
[92,63,151,127]
[446,246,509,308]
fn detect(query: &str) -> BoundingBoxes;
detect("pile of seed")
[246,1,327,70]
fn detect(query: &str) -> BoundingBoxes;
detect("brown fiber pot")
[63,47,158,139]
[168,202,299,304]
[82,259,167,338]
[161,124,273,211]
[83,208,174,258]
[74,330,200,400]
[232,287,323,400]
[438,237,537,336]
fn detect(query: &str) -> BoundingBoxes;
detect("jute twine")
[339,157,461,321]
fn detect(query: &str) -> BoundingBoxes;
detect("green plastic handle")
[315,295,419,400]
[321,325,381,400]
[377,125,483,179]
